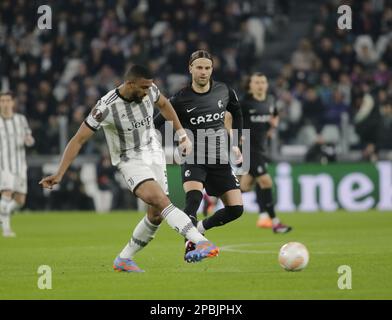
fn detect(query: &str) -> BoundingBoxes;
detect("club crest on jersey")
[143,96,153,108]
[217,99,224,108]
[92,108,103,122]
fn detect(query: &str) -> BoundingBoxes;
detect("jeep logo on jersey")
[190,111,225,125]
[250,114,271,123]
[127,115,152,131]
[218,99,224,108]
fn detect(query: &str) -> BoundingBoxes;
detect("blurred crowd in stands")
[2,0,390,163]
[275,0,392,161]
[1,0,278,156]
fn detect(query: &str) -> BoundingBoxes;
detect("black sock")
[184,190,203,227]
[259,187,276,219]
[255,184,266,213]
[202,205,243,230]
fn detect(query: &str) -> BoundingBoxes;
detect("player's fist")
[179,135,193,156]
[232,146,243,165]
[24,135,35,147]
[39,174,62,189]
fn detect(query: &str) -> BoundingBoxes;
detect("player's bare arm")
[224,110,243,164]
[39,122,95,189]
[267,115,279,138]
[156,94,192,155]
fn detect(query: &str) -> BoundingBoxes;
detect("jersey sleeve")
[84,99,110,131]
[150,83,161,103]
[21,115,32,136]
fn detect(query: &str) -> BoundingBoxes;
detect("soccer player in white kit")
[0,92,35,237]
[39,65,219,272]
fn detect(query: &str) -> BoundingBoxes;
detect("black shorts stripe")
[132,178,155,196]
[84,120,98,132]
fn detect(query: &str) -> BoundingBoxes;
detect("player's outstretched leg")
[113,210,160,272]
[196,189,243,234]
[138,180,219,264]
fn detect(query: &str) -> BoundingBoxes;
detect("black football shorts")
[181,163,240,197]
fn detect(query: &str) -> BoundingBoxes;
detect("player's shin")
[161,203,207,243]
[259,187,277,220]
[7,200,22,214]
[119,215,159,259]
[0,197,13,233]
[184,190,203,226]
[198,205,243,231]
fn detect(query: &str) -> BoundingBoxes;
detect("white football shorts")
[0,170,28,194]
[117,150,169,196]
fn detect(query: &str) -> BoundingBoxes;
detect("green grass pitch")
[1,210,392,299]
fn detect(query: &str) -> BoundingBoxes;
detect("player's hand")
[24,135,35,147]
[232,146,243,165]
[179,135,193,156]
[39,174,62,189]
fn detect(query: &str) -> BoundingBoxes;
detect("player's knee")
[147,194,170,211]
[225,205,244,221]
[240,183,252,193]
[259,175,273,188]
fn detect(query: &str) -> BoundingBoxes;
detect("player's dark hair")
[124,65,153,81]
[189,50,213,65]
[0,91,15,99]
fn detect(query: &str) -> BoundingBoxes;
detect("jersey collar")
[190,79,213,96]
[116,88,134,103]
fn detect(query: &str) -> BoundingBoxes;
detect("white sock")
[8,200,22,214]
[119,215,159,259]
[161,203,207,243]
[259,212,270,220]
[272,217,280,226]
[0,198,12,232]
[197,221,206,234]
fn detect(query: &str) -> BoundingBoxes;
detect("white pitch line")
[220,243,338,255]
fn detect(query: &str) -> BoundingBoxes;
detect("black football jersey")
[241,94,278,153]
[155,80,243,164]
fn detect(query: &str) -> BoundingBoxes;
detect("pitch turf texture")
[1,210,391,300]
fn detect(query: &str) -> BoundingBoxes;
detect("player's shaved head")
[124,65,153,81]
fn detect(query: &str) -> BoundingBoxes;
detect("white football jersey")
[85,84,162,166]
[0,113,31,175]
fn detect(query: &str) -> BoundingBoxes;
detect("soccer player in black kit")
[155,50,244,261]
[239,73,292,233]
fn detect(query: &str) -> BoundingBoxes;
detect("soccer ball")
[278,242,309,271]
